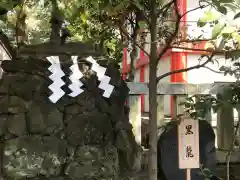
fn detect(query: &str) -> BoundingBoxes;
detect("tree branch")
[157,0,174,16]
[50,0,62,43]
[156,0,180,63]
[203,66,223,74]
[147,36,212,45]
[156,3,208,62]
[129,26,138,80]
[173,38,213,44]
[170,45,215,53]
[156,53,215,83]
[181,4,208,18]
[170,45,240,56]
[15,1,26,49]
[132,0,150,25]
[120,27,150,57]
[98,10,150,57]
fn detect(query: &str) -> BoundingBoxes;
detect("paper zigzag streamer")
[47,56,65,103]
[86,56,114,98]
[68,56,84,97]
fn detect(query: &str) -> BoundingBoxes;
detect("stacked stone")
[0,57,138,180]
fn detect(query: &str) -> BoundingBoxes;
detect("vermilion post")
[170,0,188,118]
[140,50,145,112]
[170,52,188,117]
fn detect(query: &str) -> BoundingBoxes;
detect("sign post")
[178,117,200,180]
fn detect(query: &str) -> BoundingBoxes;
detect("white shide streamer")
[46,56,114,103]
[68,56,84,97]
[47,56,65,103]
[86,56,114,98]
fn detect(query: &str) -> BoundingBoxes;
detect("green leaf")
[138,21,147,29]
[197,11,220,27]
[212,0,221,7]
[225,51,240,60]
[234,12,240,19]
[221,26,235,35]
[232,32,240,46]
[197,20,207,27]
[235,104,240,111]
[133,1,144,10]
[92,0,99,8]
[0,2,15,10]
[213,0,228,14]
[225,4,238,12]
[203,168,211,173]
[217,6,228,14]
[80,12,88,23]
[205,11,220,20]
[219,66,227,71]
[219,0,233,3]
[212,23,225,38]
[0,14,7,22]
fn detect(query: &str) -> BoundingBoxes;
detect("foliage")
[0,0,22,15]
[0,0,51,45]
[0,0,123,62]
[0,0,182,63]
[197,0,240,54]
[59,0,124,62]
[199,165,220,180]
[2,0,240,62]
[176,0,240,120]
[181,62,240,121]
[180,95,217,120]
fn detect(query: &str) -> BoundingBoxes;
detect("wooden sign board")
[178,118,200,169]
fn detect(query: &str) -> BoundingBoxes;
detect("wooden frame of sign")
[178,116,200,180]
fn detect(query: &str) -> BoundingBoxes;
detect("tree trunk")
[50,0,61,43]
[148,0,158,180]
[129,41,137,81]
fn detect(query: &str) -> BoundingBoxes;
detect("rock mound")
[0,57,138,180]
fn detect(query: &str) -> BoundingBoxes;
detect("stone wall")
[0,57,139,180]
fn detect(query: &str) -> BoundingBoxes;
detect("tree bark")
[129,40,137,81]
[50,0,62,43]
[148,0,158,180]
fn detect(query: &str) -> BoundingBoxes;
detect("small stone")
[26,104,46,133]
[10,81,34,100]
[26,102,63,134]
[0,96,28,114]
[7,114,26,136]
[65,104,81,115]
[9,96,28,113]
[0,97,9,113]
[76,91,96,111]
[0,115,8,137]
[116,130,132,152]
[66,113,113,146]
